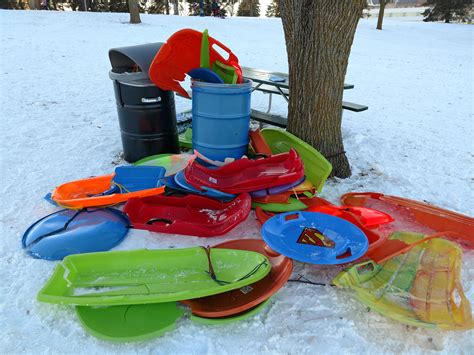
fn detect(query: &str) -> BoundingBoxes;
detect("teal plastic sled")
[37,247,270,306]
[261,128,332,193]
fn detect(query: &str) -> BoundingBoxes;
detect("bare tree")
[377,0,389,30]
[128,0,141,23]
[279,0,365,178]
[172,0,179,14]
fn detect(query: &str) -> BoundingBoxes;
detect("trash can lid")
[109,42,163,83]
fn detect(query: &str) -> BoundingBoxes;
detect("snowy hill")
[0,10,473,354]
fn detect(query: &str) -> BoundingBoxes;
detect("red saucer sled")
[123,193,251,237]
[182,239,293,318]
[184,149,304,194]
[341,192,474,250]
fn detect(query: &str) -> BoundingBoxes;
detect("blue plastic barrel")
[191,79,252,163]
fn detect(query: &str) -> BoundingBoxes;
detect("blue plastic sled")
[261,211,369,265]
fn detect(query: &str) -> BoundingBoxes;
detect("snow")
[1,10,473,354]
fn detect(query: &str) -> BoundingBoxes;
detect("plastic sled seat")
[182,239,292,318]
[149,29,241,98]
[261,211,369,265]
[22,208,129,261]
[341,192,474,250]
[184,149,304,194]
[260,128,332,193]
[37,247,271,306]
[333,232,473,330]
[51,170,166,209]
[108,166,165,193]
[123,193,251,237]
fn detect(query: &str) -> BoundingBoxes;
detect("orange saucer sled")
[51,174,165,209]
[182,239,293,318]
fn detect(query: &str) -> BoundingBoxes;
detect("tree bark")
[128,0,141,23]
[278,0,364,178]
[376,0,387,30]
[172,0,179,15]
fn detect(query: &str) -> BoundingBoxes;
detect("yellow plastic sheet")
[333,232,473,330]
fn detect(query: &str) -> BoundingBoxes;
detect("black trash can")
[109,42,180,163]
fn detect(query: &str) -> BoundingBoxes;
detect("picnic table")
[241,66,368,128]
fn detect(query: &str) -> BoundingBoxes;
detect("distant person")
[40,0,49,10]
[211,1,224,18]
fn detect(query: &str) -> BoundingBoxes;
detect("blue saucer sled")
[22,208,129,261]
[261,212,369,264]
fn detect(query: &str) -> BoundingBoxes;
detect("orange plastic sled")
[149,29,241,98]
[341,192,474,250]
[51,174,165,209]
[182,239,292,318]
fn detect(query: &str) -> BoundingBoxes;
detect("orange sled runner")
[51,174,165,209]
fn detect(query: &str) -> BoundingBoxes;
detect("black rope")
[201,246,268,286]
[288,274,335,287]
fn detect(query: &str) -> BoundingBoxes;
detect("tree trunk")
[172,0,179,15]
[28,0,40,9]
[278,0,364,178]
[249,0,254,17]
[128,0,141,23]
[376,0,387,30]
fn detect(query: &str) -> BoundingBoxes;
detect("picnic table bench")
[176,66,368,129]
[241,66,368,128]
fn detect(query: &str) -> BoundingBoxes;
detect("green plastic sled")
[252,197,308,212]
[37,247,270,306]
[134,153,194,176]
[179,128,193,149]
[75,302,184,342]
[134,153,173,166]
[190,298,271,325]
[260,128,332,193]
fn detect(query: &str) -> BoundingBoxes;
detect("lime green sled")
[134,153,194,176]
[252,197,308,212]
[179,128,193,149]
[260,128,332,193]
[75,302,184,342]
[37,247,270,306]
[133,153,173,166]
[190,298,271,325]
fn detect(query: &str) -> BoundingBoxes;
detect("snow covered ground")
[1,10,473,354]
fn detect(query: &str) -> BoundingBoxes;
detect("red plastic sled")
[123,193,251,237]
[249,128,272,156]
[341,192,474,250]
[149,29,242,98]
[182,239,292,318]
[184,149,304,194]
[305,197,394,229]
